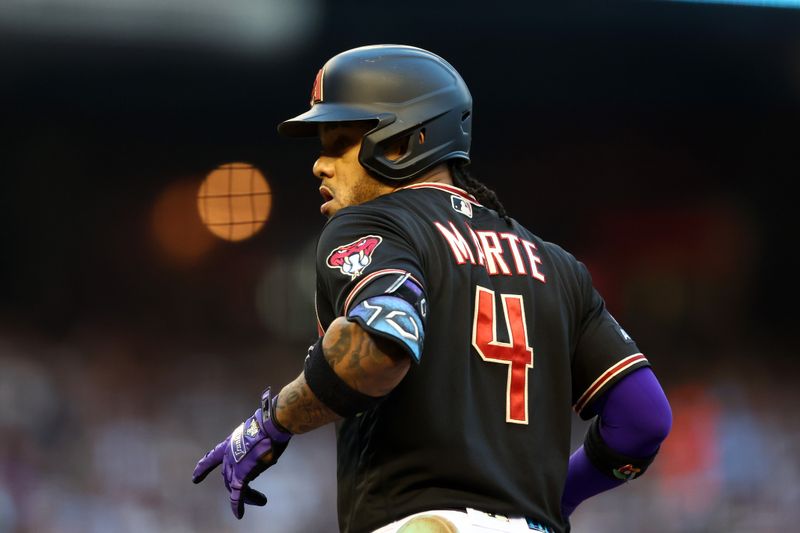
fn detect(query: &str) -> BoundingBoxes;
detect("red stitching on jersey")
[342,269,424,315]
[398,183,482,206]
[573,353,648,414]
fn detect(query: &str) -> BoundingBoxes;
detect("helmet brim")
[277,104,384,137]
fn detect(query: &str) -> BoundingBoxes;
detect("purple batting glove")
[192,387,292,519]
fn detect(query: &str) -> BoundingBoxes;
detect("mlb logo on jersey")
[451,195,473,218]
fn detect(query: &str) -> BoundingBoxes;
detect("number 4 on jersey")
[471,286,534,424]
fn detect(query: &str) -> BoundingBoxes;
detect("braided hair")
[450,160,511,224]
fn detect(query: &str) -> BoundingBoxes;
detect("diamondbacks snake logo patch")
[326,235,383,279]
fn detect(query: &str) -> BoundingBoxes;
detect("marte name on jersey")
[434,220,547,282]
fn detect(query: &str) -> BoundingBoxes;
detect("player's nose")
[313,157,333,180]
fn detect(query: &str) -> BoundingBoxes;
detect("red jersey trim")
[573,353,648,414]
[342,269,423,315]
[397,183,482,206]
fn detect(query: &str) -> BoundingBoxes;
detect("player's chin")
[321,199,339,218]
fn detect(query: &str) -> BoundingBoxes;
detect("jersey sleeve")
[571,261,650,420]
[315,207,427,327]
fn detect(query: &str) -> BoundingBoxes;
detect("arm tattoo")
[275,373,340,434]
[323,318,409,397]
[274,319,411,434]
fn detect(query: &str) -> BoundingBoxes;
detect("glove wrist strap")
[261,388,293,442]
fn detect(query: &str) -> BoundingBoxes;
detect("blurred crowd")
[1,320,797,533]
[0,325,338,533]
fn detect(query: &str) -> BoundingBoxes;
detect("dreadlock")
[450,160,512,224]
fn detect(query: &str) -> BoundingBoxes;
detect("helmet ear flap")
[360,123,419,178]
[378,132,414,163]
[360,108,470,181]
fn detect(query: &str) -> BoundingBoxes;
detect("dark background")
[1,1,798,531]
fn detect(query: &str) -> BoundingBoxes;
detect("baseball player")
[192,45,672,533]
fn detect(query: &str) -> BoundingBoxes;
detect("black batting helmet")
[278,44,472,182]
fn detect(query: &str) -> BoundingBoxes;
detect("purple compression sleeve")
[561,367,672,517]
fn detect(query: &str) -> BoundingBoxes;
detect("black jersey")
[314,183,650,533]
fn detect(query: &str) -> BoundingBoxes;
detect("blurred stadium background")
[1,0,799,531]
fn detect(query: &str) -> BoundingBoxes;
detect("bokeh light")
[197,162,272,242]
[151,179,216,265]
